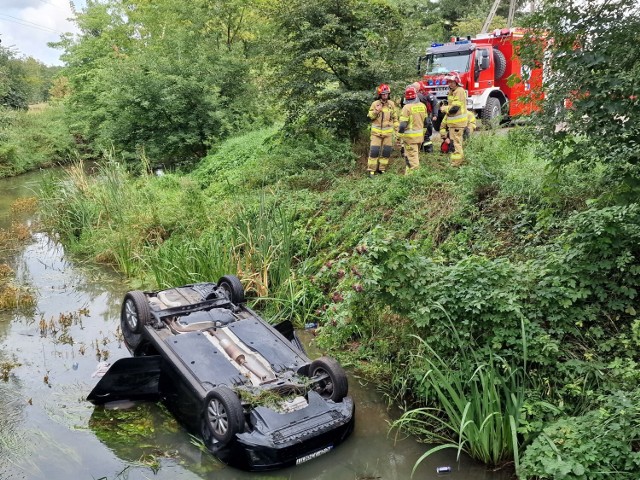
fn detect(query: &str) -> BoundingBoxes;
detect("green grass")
[0,103,75,177]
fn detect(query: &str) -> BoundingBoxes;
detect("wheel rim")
[124,299,139,331]
[220,283,232,300]
[315,368,334,397]
[207,398,229,436]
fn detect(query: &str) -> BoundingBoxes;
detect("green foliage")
[193,126,356,196]
[270,0,410,138]
[520,389,640,479]
[0,104,75,177]
[54,0,273,165]
[393,336,526,471]
[0,44,57,108]
[521,0,640,199]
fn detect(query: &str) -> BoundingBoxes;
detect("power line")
[0,13,63,35]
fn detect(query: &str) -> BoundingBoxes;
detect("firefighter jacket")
[467,111,477,132]
[368,100,398,137]
[440,107,469,136]
[440,86,468,129]
[402,93,439,117]
[398,99,427,144]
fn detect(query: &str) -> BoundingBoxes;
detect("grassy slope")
[0,103,76,177]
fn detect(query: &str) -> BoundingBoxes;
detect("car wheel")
[202,386,244,446]
[120,291,151,352]
[217,275,246,304]
[309,356,348,402]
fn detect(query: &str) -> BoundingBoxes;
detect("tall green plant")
[392,330,527,474]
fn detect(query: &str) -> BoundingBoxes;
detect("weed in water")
[1,359,22,381]
[10,197,38,214]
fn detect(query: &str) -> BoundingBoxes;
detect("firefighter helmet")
[417,80,429,93]
[441,140,450,153]
[404,85,418,100]
[376,84,391,96]
[444,72,462,85]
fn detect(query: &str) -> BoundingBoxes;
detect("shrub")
[520,389,640,479]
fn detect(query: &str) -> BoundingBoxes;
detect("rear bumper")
[221,399,355,471]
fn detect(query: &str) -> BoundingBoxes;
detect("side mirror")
[481,54,490,70]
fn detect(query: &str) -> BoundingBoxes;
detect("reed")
[142,198,295,302]
[392,312,530,476]
[143,231,235,288]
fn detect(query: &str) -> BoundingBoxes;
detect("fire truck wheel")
[494,49,507,80]
[482,97,502,127]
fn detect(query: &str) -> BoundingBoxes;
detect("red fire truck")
[417,28,543,124]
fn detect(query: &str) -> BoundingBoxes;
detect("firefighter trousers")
[448,127,464,166]
[368,134,393,172]
[404,143,420,173]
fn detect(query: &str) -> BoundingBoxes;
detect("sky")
[0,0,86,66]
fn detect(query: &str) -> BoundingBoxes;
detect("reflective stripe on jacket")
[440,111,469,134]
[399,102,427,144]
[441,86,467,116]
[368,100,398,136]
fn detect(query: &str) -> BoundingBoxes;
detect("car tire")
[120,290,151,352]
[309,356,348,402]
[202,386,244,446]
[217,275,246,304]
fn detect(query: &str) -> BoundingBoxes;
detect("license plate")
[295,445,333,465]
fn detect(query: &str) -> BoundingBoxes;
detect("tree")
[0,45,27,109]
[521,0,640,201]
[270,0,409,139]
[52,0,269,164]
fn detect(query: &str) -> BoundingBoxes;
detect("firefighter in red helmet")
[398,85,427,174]
[440,71,468,166]
[367,83,399,177]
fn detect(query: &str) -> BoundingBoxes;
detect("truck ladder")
[480,0,518,33]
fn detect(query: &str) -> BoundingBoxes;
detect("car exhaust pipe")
[214,330,274,382]
[219,337,246,365]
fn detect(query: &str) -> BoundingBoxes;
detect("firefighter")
[398,85,427,174]
[414,81,440,153]
[440,72,468,166]
[464,110,477,140]
[367,84,399,177]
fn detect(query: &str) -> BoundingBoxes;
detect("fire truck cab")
[418,28,542,125]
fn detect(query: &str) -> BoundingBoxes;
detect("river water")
[0,170,512,480]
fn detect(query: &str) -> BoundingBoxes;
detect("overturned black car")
[88,275,354,471]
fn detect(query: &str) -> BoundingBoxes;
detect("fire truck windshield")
[425,53,471,75]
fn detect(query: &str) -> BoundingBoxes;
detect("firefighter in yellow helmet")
[439,72,468,166]
[398,85,427,174]
[367,84,399,177]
